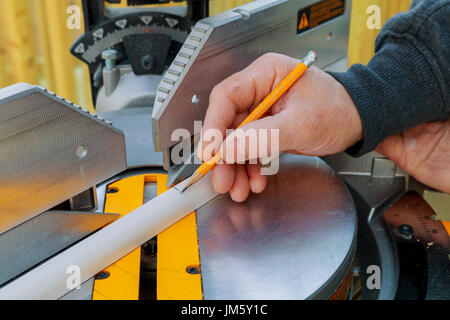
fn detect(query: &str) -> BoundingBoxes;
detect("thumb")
[220,112,289,164]
[375,135,405,161]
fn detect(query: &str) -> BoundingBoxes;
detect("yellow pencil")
[180,51,318,192]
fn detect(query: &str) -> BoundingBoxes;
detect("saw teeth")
[173,60,186,68]
[158,86,170,94]
[183,44,196,51]
[35,86,114,126]
[168,69,181,76]
[178,52,191,60]
[153,22,211,124]
[188,35,202,42]
[193,26,207,34]
[162,78,175,85]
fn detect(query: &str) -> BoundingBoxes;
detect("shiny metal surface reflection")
[0,210,118,287]
[197,154,357,300]
[0,83,126,234]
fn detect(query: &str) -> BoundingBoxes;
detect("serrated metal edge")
[34,86,113,126]
[153,23,211,151]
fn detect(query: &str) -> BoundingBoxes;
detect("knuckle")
[209,84,223,101]
[257,52,293,67]
[211,77,241,99]
[225,77,243,93]
[216,77,246,104]
[258,52,280,63]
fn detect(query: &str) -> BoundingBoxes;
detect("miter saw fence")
[0,83,126,287]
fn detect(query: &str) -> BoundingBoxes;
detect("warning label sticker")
[297,0,346,34]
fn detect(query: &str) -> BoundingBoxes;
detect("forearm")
[329,0,450,156]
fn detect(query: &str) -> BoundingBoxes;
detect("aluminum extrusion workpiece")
[0,174,218,300]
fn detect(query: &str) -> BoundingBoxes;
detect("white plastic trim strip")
[0,174,218,300]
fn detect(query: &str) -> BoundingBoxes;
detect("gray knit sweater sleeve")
[329,0,450,156]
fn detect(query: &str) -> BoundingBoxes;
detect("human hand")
[377,120,450,194]
[198,53,363,202]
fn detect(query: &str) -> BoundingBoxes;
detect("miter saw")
[0,0,448,300]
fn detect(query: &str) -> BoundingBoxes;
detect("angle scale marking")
[72,13,189,66]
[165,18,178,28]
[410,203,440,242]
[141,16,153,25]
[115,19,128,29]
[74,43,85,54]
[93,28,104,40]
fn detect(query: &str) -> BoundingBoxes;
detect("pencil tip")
[179,172,201,193]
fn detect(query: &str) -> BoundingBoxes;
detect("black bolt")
[398,224,414,236]
[186,266,200,275]
[95,271,110,280]
[107,187,119,194]
[141,55,155,70]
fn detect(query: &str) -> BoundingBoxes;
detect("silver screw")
[326,32,333,43]
[234,8,251,20]
[76,146,88,159]
[192,94,200,105]
[102,49,118,71]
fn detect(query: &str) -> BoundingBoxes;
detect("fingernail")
[250,180,256,193]
[196,144,203,160]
